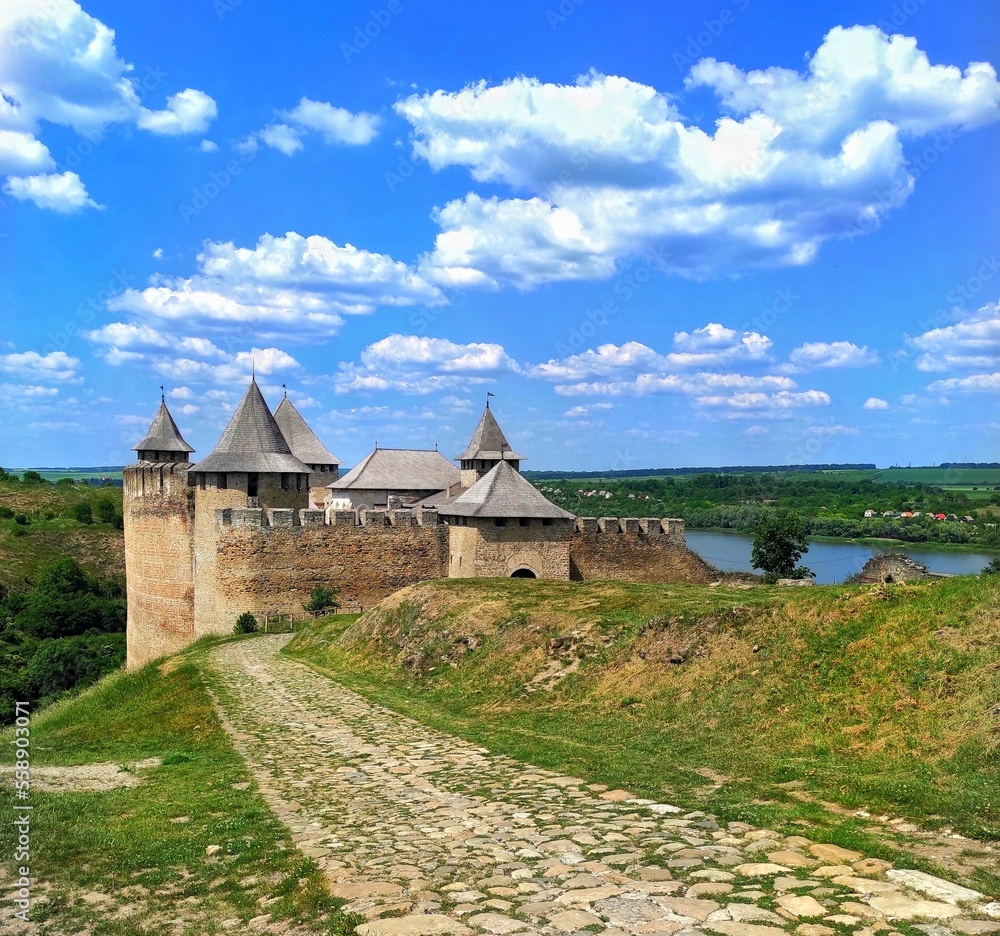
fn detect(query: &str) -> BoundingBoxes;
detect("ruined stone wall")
[202,508,449,632]
[448,518,573,579]
[123,463,195,669]
[568,517,717,584]
[857,552,936,584]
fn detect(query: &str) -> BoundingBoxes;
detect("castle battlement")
[574,516,685,542]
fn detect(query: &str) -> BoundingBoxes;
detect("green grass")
[0,639,363,934]
[285,575,1000,893]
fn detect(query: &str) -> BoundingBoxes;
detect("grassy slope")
[285,576,1000,892]
[0,637,361,935]
[0,481,124,589]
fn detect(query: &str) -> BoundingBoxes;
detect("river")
[685,529,994,585]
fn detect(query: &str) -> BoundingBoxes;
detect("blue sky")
[1,0,998,470]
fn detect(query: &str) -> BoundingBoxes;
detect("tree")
[983,557,1000,576]
[234,612,258,634]
[304,585,340,614]
[20,470,45,485]
[95,499,118,525]
[751,508,813,582]
[70,502,93,524]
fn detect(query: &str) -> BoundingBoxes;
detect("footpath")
[204,636,1000,936]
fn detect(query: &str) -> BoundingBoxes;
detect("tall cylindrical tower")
[123,399,196,669]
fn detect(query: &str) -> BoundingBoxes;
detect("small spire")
[252,356,255,380]
[374,439,378,450]
[435,441,439,451]
[160,385,165,403]
[282,383,287,399]
[486,390,495,409]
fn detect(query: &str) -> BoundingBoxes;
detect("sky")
[1,0,998,471]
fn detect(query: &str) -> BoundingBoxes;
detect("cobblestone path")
[204,637,1000,936]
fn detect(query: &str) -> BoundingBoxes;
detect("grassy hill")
[0,472,124,591]
[286,575,1000,893]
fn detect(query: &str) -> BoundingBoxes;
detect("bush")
[304,585,340,614]
[70,502,93,524]
[14,513,29,526]
[234,612,258,634]
[982,557,1000,576]
[94,499,118,525]
[0,506,13,520]
[20,470,45,485]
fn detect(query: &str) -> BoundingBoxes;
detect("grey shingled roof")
[457,405,526,462]
[132,401,195,453]
[190,379,310,474]
[328,448,460,492]
[443,461,575,519]
[273,397,342,466]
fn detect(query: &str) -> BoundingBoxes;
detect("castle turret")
[441,460,575,579]
[273,394,342,508]
[123,397,196,669]
[189,378,311,637]
[456,402,526,488]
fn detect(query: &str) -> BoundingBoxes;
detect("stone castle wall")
[568,517,717,584]
[123,463,196,669]
[126,486,720,665]
[201,507,449,631]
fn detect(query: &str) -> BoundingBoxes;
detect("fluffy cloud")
[555,373,798,398]
[335,334,519,394]
[694,389,831,410]
[564,403,613,417]
[863,396,890,410]
[530,328,771,382]
[136,88,217,136]
[0,350,82,382]
[787,340,881,369]
[88,323,229,360]
[926,372,1000,393]
[109,232,445,338]
[908,302,1000,372]
[397,29,999,287]
[237,97,380,155]
[3,170,102,212]
[0,0,216,210]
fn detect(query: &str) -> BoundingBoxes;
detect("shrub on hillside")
[304,585,340,613]
[24,633,125,701]
[982,557,1000,576]
[70,502,93,524]
[95,499,118,525]
[234,612,259,634]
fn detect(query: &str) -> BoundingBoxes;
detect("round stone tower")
[187,378,311,637]
[123,396,196,669]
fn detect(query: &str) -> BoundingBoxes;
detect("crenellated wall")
[200,506,449,631]
[123,462,196,668]
[568,517,717,584]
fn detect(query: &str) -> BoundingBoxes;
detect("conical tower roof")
[444,461,574,519]
[273,397,342,466]
[457,404,526,462]
[190,379,310,474]
[132,400,194,453]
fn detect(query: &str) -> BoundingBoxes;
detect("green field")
[24,469,123,483]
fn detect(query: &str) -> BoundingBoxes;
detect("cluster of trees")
[542,472,1000,548]
[0,467,123,530]
[0,559,126,724]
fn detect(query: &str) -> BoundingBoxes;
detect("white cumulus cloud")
[0,0,216,210]
[787,340,881,369]
[237,97,380,155]
[108,232,445,339]
[0,349,82,382]
[863,397,890,410]
[396,29,999,287]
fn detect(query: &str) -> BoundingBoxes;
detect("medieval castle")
[124,379,714,668]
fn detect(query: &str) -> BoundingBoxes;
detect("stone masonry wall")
[857,552,937,584]
[123,463,195,669]
[449,519,573,579]
[202,509,449,633]
[568,517,717,584]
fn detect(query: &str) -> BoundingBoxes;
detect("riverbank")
[690,525,1000,556]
